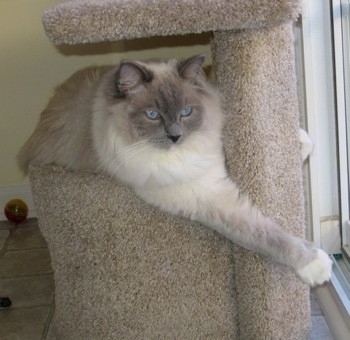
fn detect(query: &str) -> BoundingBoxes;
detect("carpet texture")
[31,0,310,338]
[42,0,302,44]
[211,23,310,338]
[30,165,238,339]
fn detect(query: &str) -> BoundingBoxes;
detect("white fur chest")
[110,140,224,188]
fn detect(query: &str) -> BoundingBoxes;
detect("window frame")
[300,0,350,336]
[334,0,350,260]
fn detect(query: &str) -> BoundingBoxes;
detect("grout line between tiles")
[0,226,17,257]
[0,273,54,280]
[0,304,54,312]
[3,246,49,253]
[41,302,55,340]
[0,272,54,280]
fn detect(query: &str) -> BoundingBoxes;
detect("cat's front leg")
[191,177,332,286]
[136,176,332,286]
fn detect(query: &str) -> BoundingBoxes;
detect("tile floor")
[0,218,334,340]
[0,218,54,340]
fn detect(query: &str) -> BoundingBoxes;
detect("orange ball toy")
[4,199,28,223]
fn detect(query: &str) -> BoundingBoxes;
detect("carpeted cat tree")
[30,0,310,338]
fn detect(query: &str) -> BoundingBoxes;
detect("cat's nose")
[167,135,181,143]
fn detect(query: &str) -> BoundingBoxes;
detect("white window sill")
[313,285,350,339]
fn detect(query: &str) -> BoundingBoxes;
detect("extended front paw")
[295,248,332,286]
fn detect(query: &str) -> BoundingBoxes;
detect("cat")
[18,54,332,286]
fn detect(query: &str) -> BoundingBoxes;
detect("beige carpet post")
[211,23,310,338]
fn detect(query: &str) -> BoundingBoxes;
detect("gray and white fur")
[18,55,332,286]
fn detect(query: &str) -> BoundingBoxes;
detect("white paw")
[299,128,313,161]
[296,249,332,286]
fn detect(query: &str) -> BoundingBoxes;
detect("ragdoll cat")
[18,54,332,286]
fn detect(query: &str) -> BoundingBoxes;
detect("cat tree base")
[30,165,238,339]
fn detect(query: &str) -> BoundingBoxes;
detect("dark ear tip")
[190,54,206,65]
[178,54,207,78]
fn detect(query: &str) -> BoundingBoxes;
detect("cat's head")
[103,54,219,149]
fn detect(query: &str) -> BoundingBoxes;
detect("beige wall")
[0,0,210,187]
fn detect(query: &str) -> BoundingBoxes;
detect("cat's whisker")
[119,140,149,155]
[111,140,150,164]
[111,145,154,177]
[101,139,148,170]
[103,140,153,177]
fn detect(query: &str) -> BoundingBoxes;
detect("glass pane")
[342,0,350,256]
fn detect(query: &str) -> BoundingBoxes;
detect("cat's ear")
[116,61,152,95]
[178,54,206,79]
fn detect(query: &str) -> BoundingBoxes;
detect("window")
[334,0,350,261]
[332,0,350,312]
[299,0,350,335]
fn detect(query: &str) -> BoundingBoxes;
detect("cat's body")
[18,55,332,286]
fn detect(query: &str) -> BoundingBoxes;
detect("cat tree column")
[212,25,308,337]
[31,0,310,338]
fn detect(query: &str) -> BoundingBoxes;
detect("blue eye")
[181,106,192,117]
[146,110,160,120]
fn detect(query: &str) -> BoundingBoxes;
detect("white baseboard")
[0,185,36,221]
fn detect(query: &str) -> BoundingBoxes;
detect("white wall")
[0,0,210,218]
